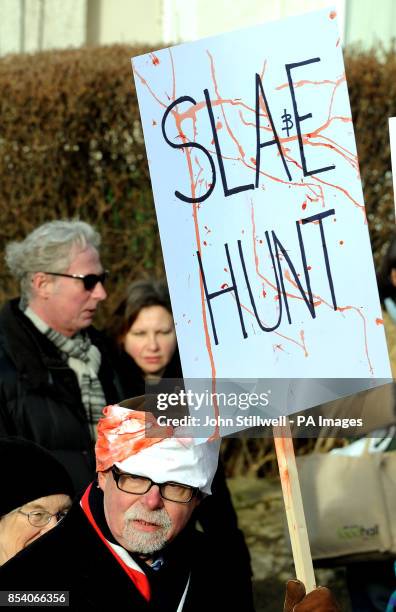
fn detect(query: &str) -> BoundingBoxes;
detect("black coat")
[0,299,123,491]
[0,486,246,612]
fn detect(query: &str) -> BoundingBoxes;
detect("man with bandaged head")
[0,402,341,611]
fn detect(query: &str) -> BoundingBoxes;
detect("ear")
[31,272,54,299]
[391,268,396,288]
[97,471,109,492]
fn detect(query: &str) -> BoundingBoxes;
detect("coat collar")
[0,299,74,389]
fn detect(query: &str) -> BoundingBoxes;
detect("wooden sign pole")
[273,418,316,593]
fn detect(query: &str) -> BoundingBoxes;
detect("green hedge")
[0,43,395,323]
[0,44,161,319]
[346,45,396,263]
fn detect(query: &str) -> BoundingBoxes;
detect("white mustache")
[124,504,172,530]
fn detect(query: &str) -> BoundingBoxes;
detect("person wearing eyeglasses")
[0,437,74,566]
[108,279,256,609]
[0,404,340,612]
[0,220,123,491]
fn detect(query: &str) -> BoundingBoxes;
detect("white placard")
[132,8,391,416]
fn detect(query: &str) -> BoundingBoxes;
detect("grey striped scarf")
[24,307,106,440]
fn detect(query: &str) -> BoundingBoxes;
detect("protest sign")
[131,8,391,589]
[132,8,391,419]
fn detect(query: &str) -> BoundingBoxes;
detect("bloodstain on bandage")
[95,406,172,472]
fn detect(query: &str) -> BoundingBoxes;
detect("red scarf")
[80,483,151,601]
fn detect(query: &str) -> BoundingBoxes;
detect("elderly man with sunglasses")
[0,220,123,491]
[0,404,340,611]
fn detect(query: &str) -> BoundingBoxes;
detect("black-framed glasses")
[111,467,198,504]
[18,508,69,527]
[43,271,108,291]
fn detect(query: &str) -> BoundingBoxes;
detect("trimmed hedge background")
[0,44,159,319]
[1,44,396,323]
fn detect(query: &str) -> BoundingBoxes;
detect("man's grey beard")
[123,504,173,554]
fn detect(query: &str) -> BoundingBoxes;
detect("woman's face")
[123,305,177,378]
[0,493,71,565]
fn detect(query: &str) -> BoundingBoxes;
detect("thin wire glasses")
[18,509,69,527]
[42,271,108,291]
[111,467,197,503]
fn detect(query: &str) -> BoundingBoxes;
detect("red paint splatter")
[302,201,307,210]
[216,121,223,130]
[224,267,228,272]
[220,283,229,289]
[307,266,312,270]
[329,10,337,19]
[150,53,160,65]
[250,157,256,165]
[376,318,384,326]
[203,241,207,246]
[136,45,375,377]
[299,330,308,357]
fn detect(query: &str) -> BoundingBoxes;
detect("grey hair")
[5,220,101,303]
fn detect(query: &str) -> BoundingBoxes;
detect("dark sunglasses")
[43,271,108,291]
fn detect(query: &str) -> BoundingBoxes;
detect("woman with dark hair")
[108,279,181,396]
[108,279,255,611]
